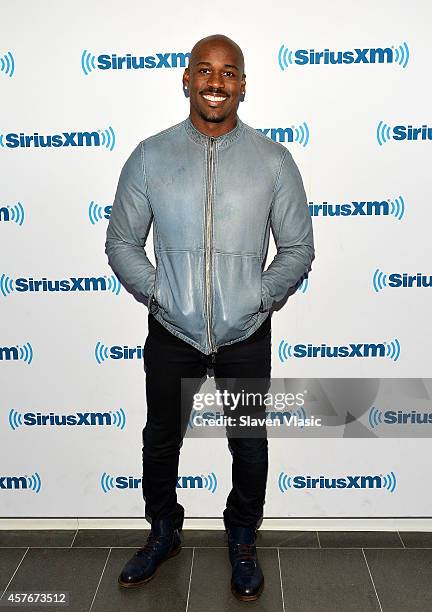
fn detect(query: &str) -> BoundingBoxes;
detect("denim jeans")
[142,313,272,529]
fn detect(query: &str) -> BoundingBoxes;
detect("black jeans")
[142,313,271,529]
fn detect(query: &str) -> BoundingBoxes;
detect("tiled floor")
[1,530,432,611]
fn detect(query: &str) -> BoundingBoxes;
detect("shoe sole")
[118,545,182,589]
[231,578,264,601]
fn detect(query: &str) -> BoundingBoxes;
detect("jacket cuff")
[259,287,272,312]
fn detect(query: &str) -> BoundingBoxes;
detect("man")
[105,34,314,601]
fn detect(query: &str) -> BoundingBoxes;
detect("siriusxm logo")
[256,123,309,147]
[0,342,33,364]
[278,471,396,493]
[95,341,144,363]
[373,269,432,291]
[0,127,115,151]
[81,50,190,75]
[0,202,25,225]
[0,472,41,492]
[377,122,432,145]
[0,274,121,297]
[278,338,401,362]
[369,406,432,428]
[8,408,126,430]
[0,50,15,77]
[278,42,409,70]
[309,196,405,220]
[88,201,111,225]
[100,472,217,493]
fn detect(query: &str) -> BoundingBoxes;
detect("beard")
[197,108,227,123]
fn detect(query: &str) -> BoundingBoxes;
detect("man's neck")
[189,113,238,138]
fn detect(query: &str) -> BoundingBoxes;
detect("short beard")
[198,109,226,123]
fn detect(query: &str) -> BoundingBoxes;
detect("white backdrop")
[1,0,431,519]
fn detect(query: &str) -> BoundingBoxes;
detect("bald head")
[189,34,245,75]
[183,34,246,136]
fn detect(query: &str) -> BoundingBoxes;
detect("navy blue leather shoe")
[227,526,264,601]
[118,518,182,588]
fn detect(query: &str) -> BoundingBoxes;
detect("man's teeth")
[203,94,227,102]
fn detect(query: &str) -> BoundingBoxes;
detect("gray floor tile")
[181,529,318,548]
[181,529,227,547]
[318,530,402,548]
[365,548,432,611]
[280,549,381,611]
[73,529,149,548]
[0,548,27,592]
[258,530,318,547]
[398,531,432,548]
[187,548,283,611]
[91,547,192,612]
[72,528,318,549]
[0,530,75,548]
[1,547,108,612]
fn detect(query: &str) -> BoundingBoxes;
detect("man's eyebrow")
[195,61,239,70]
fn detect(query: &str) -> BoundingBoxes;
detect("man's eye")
[224,71,234,77]
[199,68,210,74]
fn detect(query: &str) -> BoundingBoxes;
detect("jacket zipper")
[205,136,217,356]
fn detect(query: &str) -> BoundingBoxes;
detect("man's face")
[183,40,245,127]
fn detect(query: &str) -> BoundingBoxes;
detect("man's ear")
[240,73,246,102]
[183,68,190,88]
[183,68,190,98]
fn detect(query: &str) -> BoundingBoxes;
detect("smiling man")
[106,34,314,602]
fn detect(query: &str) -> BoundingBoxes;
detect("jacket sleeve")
[260,149,315,311]
[105,141,156,301]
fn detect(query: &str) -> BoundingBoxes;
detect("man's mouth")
[201,93,228,104]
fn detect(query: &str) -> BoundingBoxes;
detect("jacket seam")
[215,250,259,257]
[144,121,185,145]
[271,148,289,244]
[273,148,288,195]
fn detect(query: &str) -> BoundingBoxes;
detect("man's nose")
[207,71,224,90]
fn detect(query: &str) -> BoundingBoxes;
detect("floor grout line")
[277,548,286,612]
[185,547,195,612]
[0,544,425,549]
[0,547,29,602]
[396,530,406,548]
[88,547,111,612]
[361,548,383,612]
[70,528,79,548]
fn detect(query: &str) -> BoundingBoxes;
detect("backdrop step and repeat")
[1,0,431,518]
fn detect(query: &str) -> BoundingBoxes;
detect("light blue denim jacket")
[105,116,315,355]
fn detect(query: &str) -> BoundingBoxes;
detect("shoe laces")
[136,532,169,558]
[234,543,256,573]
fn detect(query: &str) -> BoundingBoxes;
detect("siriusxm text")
[3,132,105,148]
[14,277,113,292]
[309,201,390,217]
[391,125,432,141]
[290,475,386,489]
[0,477,29,489]
[18,412,117,426]
[290,343,386,358]
[109,476,209,489]
[384,411,432,424]
[97,52,190,70]
[384,273,432,288]
[291,48,396,65]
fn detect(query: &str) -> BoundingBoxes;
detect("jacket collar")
[184,115,244,149]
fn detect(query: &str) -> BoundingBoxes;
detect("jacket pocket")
[212,253,262,344]
[153,249,206,337]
